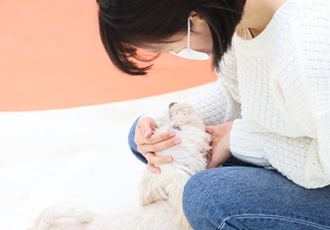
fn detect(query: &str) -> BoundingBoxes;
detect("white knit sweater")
[147,0,330,188]
[186,0,330,188]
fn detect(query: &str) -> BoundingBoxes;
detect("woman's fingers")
[134,117,177,146]
[145,153,173,174]
[142,136,181,152]
[207,137,232,169]
[145,131,176,144]
[145,153,173,164]
[147,163,161,174]
[138,117,157,138]
[135,129,181,155]
[134,116,180,173]
[205,126,215,134]
[206,160,220,169]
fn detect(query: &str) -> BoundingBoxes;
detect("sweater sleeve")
[184,46,241,125]
[144,46,242,126]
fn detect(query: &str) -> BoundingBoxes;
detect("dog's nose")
[169,102,177,108]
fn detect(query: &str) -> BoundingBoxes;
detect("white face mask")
[169,18,211,60]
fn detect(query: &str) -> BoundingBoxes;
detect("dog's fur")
[30,102,211,230]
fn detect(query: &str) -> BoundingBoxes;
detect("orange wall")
[0,0,217,111]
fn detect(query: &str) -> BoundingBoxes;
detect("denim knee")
[183,168,273,230]
[127,116,147,164]
[183,168,284,230]
[183,169,226,230]
[183,167,330,230]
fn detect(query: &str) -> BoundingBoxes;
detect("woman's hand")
[205,122,233,169]
[134,116,181,174]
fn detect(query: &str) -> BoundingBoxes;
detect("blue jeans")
[128,117,330,229]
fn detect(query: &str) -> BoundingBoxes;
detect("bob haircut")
[96,0,246,75]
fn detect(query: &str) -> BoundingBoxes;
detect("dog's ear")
[138,171,168,206]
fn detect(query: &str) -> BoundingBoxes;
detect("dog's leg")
[167,175,191,229]
[138,171,168,206]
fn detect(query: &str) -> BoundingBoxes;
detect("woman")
[96,0,330,229]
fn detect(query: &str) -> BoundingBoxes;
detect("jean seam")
[218,214,330,230]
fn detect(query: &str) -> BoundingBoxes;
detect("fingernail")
[174,139,181,145]
[169,132,175,138]
[154,169,160,174]
[144,130,151,137]
[166,157,173,163]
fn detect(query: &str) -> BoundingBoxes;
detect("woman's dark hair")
[96,0,246,75]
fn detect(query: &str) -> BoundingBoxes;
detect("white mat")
[0,84,211,230]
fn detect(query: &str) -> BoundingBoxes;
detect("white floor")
[0,84,211,230]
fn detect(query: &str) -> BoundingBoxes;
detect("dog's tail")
[29,205,95,230]
[30,202,189,230]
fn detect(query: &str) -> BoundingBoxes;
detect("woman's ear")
[189,10,205,21]
[189,11,207,33]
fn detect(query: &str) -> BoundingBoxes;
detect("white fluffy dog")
[30,102,211,230]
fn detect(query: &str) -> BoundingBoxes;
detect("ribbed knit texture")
[187,0,330,188]
[147,0,330,188]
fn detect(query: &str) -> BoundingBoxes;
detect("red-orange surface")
[0,0,217,112]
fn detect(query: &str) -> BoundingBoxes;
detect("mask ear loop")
[187,18,191,50]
